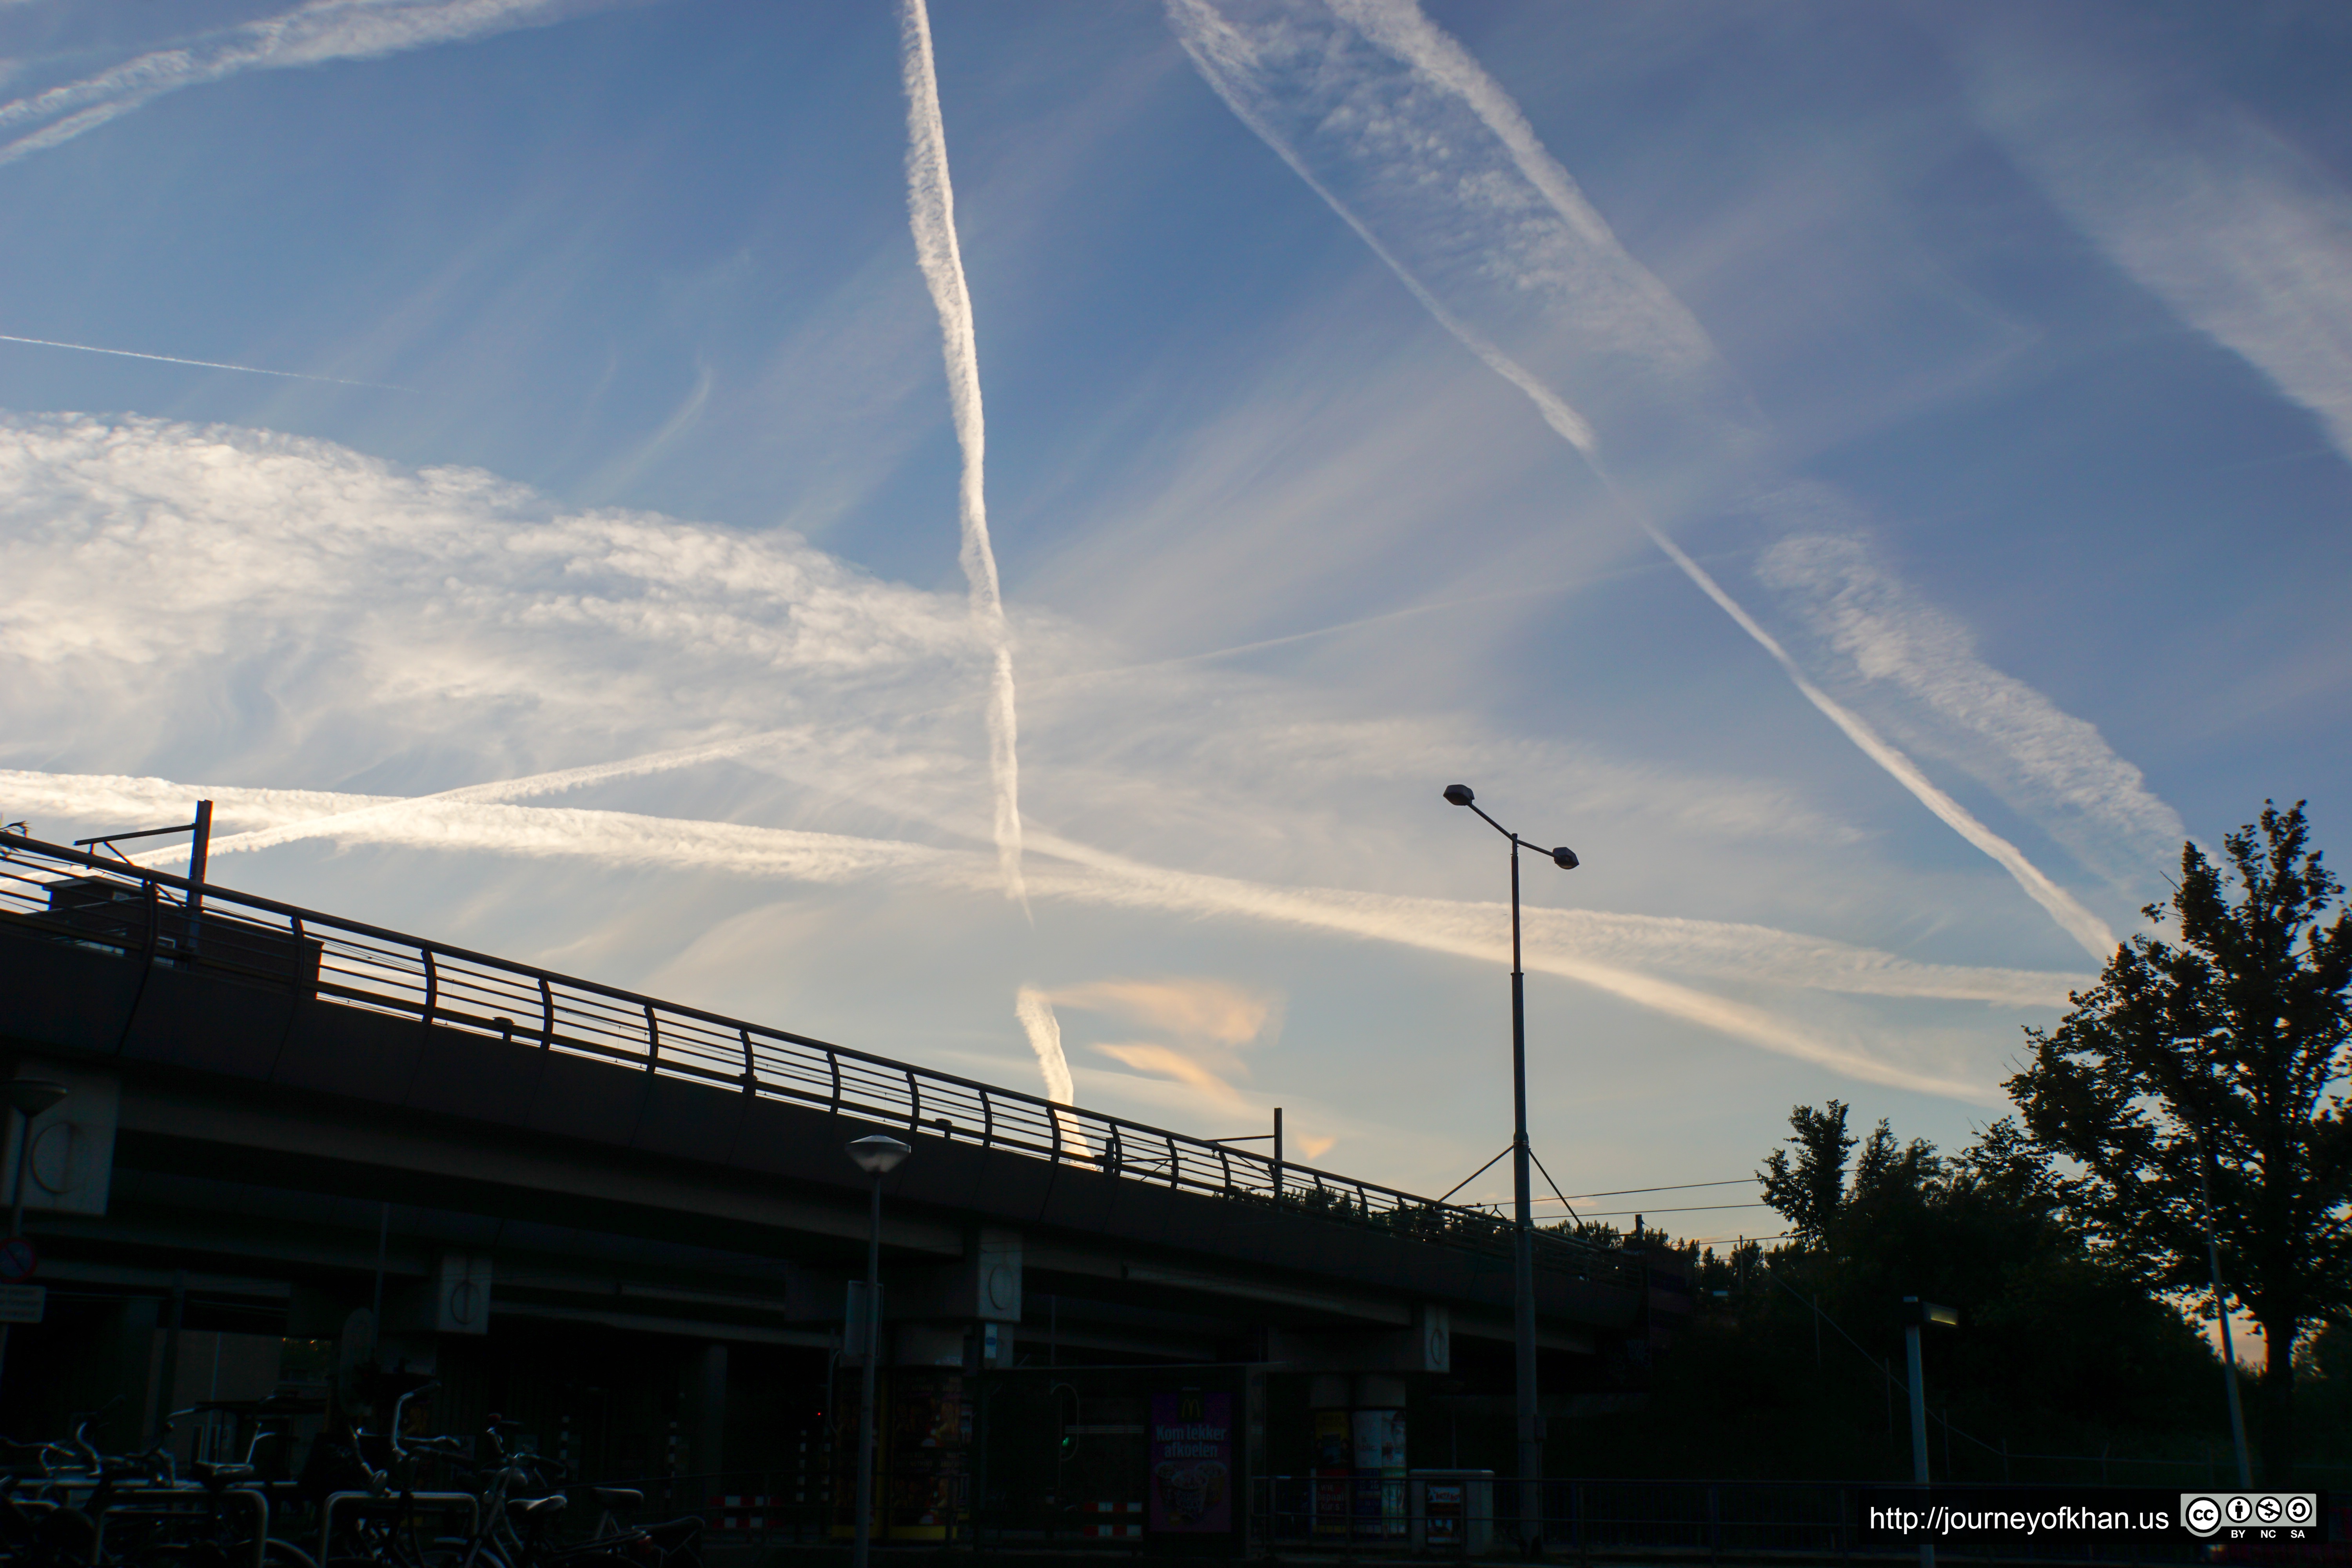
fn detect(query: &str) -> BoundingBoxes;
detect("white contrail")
[0,0,621,165]
[169,733,788,864]
[1636,525,2116,958]
[7,761,2082,1007]
[898,0,1027,910]
[1405,305,2118,954]
[1167,0,2126,958]
[1013,986,1089,1151]
[1,767,2065,1097]
[0,333,404,390]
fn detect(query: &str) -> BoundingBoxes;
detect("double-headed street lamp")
[1443,785,1577,1552]
[846,1132,912,1568]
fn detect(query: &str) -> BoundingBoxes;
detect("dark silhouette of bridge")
[0,829,1659,1540]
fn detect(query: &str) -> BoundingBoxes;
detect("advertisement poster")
[1351,1409,1406,1539]
[1310,1408,1351,1537]
[1148,1391,1232,1533]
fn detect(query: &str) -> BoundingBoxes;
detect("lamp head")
[1442,784,1475,807]
[1903,1296,1959,1329]
[5,1079,67,1120]
[1551,846,1580,871]
[846,1133,912,1176]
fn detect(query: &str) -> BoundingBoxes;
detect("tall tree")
[2009,802,2352,1483]
[1759,1100,1857,1248]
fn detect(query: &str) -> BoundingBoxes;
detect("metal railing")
[0,832,1633,1283]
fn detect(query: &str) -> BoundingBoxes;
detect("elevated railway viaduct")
[0,833,1672,1543]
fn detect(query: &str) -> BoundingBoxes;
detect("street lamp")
[1903,1296,1958,1568]
[847,1133,911,1568]
[0,1078,69,1396]
[1442,785,1577,1552]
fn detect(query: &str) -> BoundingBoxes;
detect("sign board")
[0,1285,45,1324]
[0,1236,34,1284]
[434,1252,492,1334]
[1149,1391,1232,1533]
[0,1062,118,1218]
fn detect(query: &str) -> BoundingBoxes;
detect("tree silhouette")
[1759,1099,1858,1248]
[2010,802,2352,1483]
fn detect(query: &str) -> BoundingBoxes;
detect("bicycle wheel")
[262,1539,321,1568]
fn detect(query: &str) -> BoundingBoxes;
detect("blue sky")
[2,0,2347,1240]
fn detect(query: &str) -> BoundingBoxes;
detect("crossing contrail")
[898,0,1027,911]
[1428,298,2115,959]
[1167,0,2130,960]
[0,332,403,390]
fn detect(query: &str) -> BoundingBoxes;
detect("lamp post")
[0,1078,69,1396]
[1443,785,1577,1553]
[1904,1297,1957,1568]
[2196,1134,2254,1490]
[847,1133,912,1568]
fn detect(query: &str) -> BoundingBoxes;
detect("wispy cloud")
[0,0,634,165]
[1092,1042,1251,1110]
[1163,0,2175,936]
[0,414,2091,1109]
[1050,976,1279,1049]
[1946,13,2352,471]
[1053,976,1280,1111]
[898,0,1026,908]
[1753,517,2182,895]
[0,411,991,781]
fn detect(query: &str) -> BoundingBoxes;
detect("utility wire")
[1553,1178,1759,1200]
[1573,1201,1774,1217]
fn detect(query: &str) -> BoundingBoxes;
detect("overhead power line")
[1572,1201,1774,1218]
[1549,1178,1759,1200]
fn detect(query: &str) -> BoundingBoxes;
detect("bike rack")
[93,1485,272,1568]
[318,1489,483,1563]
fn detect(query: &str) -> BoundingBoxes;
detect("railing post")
[828,1050,842,1116]
[905,1069,921,1133]
[421,947,438,1029]
[1165,1132,1181,1189]
[980,1089,995,1149]
[539,975,555,1049]
[739,1028,757,1094]
[644,1003,661,1071]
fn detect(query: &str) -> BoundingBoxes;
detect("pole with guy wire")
[1443,785,1578,1555]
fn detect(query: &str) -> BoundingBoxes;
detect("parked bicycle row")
[0,1385,703,1568]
